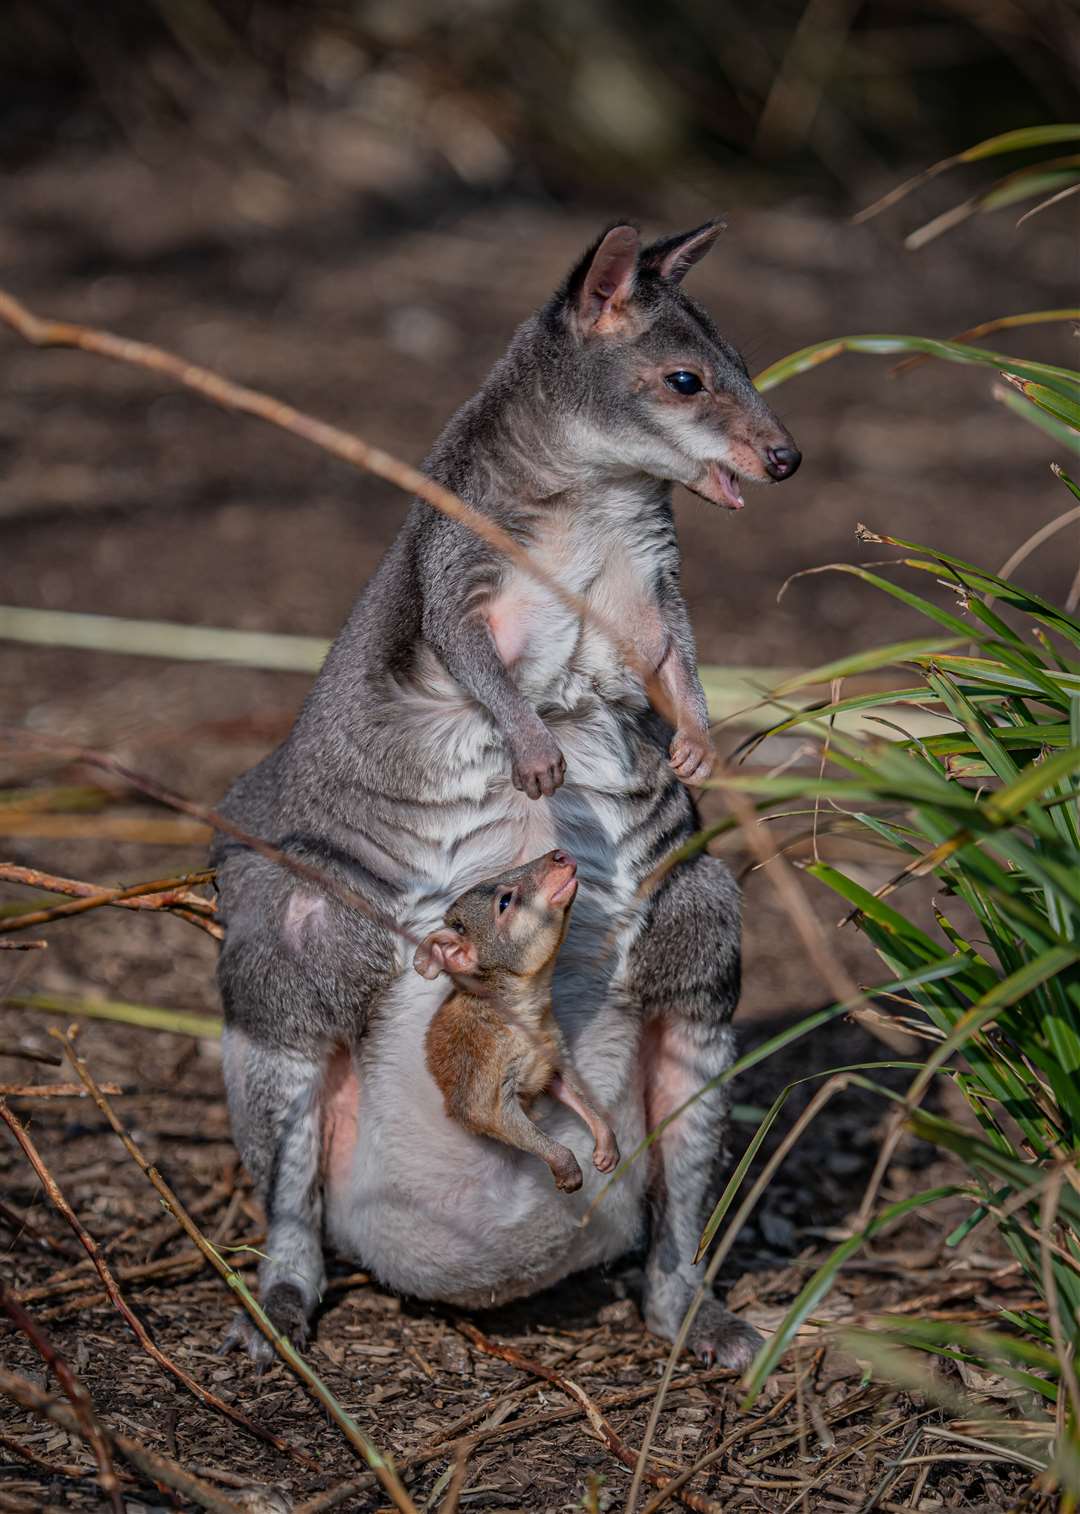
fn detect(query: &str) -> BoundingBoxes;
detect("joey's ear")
[413,928,478,981]
[640,217,725,284]
[565,223,640,336]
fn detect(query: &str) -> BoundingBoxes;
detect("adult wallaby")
[214,218,800,1368]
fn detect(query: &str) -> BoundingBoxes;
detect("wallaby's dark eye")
[452,920,466,935]
[498,892,513,914]
[665,370,703,396]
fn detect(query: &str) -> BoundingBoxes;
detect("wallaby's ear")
[565,223,640,336]
[413,928,478,981]
[640,217,725,284]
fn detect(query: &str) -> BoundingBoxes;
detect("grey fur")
[214,220,798,1366]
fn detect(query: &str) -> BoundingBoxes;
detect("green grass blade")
[756,334,1080,402]
[740,1186,964,1403]
[766,637,965,697]
[996,382,1080,453]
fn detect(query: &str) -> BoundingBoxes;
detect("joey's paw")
[669,729,715,784]
[220,1282,310,1372]
[510,728,566,800]
[551,1153,583,1192]
[685,1301,763,1371]
[592,1129,620,1174]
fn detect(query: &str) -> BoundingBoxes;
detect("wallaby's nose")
[765,445,801,481]
[551,849,575,869]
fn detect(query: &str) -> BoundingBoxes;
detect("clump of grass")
[700,124,1080,1499]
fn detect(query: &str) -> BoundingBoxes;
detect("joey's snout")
[539,849,578,907]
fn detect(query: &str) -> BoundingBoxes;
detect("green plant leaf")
[741,1186,964,1403]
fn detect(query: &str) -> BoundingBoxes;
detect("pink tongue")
[712,464,744,509]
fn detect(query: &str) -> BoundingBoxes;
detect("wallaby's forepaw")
[510,726,566,800]
[219,1282,311,1372]
[592,1129,620,1173]
[669,728,715,784]
[550,1151,583,1192]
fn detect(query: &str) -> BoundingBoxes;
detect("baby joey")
[415,850,619,1191]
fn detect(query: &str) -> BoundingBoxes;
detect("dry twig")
[0,286,670,720]
[458,1321,722,1514]
[55,1029,418,1514]
[0,1082,121,1098]
[0,1282,124,1513]
[0,864,219,939]
[12,1232,262,1308]
[0,1095,320,1471]
[296,1361,743,1514]
[0,1044,61,1066]
[626,1074,856,1513]
[0,1365,247,1514]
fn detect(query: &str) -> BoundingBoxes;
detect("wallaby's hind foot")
[592,1126,620,1173]
[220,1281,311,1371]
[549,1147,583,1192]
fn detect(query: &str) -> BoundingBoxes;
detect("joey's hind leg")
[220,1031,327,1367]
[629,853,762,1370]
[549,1071,619,1173]
[487,1083,583,1192]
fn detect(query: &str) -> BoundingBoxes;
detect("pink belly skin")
[485,599,529,667]
[322,1047,360,1191]
[641,1019,698,1164]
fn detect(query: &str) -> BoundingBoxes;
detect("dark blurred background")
[1,1,1078,1017]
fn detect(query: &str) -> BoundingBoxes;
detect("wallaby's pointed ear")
[640,217,725,284]
[413,928,477,981]
[564,223,640,336]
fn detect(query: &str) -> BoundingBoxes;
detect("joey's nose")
[765,445,801,481]
[551,849,576,870]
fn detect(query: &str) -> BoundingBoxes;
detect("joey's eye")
[452,920,466,935]
[498,892,514,914]
[664,370,703,396]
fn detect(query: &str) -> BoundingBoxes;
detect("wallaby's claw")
[646,1293,762,1371]
[685,1300,763,1370]
[220,1283,310,1372]
[593,1133,620,1173]
[669,729,715,784]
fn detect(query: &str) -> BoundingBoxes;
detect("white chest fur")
[485,486,671,705]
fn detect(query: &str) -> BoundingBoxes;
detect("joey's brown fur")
[417,851,618,1192]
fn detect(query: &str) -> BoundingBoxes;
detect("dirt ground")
[1,133,1075,1509]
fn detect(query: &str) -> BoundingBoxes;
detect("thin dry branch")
[0,1198,79,1259]
[0,285,670,722]
[0,728,479,988]
[10,1232,262,1307]
[0,864,219,939]
[0,1045,62,1066]
[0,1082,122,1097]
[0,1429,94,1481]
[636,1378,801,1514]
[0,1096,320,1472]
[0,1281,124,1513]
[296,1361,743,1514]
[458,1321,723,1514]
[626,1073,856,1514]
[54,1029,418,1514]
[0,1365,247,1514]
